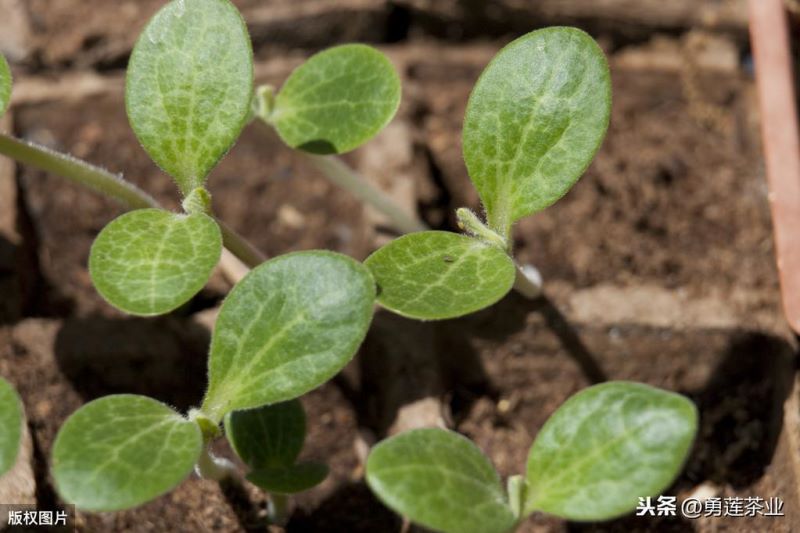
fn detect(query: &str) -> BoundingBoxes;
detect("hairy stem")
[253,113,427,235]
[217,219,267,268]
[0,132,158,209]
[0,132,265,272]
[298,153,428,234]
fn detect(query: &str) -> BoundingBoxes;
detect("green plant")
[365,27,611,319]
[0,377,24,477]
[89,0,253,316]
[366,382,698,532]
[0,1,700,524]
[0,0,379,513]
[52,250,374,511]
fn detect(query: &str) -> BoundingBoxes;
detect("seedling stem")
[195,445,237,481]
[268,494,289,526]
[252,88,428,235]
[0,132,266,271]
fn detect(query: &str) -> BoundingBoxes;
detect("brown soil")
[1,1,797,532]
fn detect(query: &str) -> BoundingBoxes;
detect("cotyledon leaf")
[272,44,401,154]
[366,428,517,533]
[224,400,306,469]
[126,0,253,193]
[89,208,222,316]
[525,381,698,521]
[202,251,376,420]
[0,377,23,477]
[463,27,611,234]
[0,53,11,118]
[364,231,516,320]
[52,395,202,511]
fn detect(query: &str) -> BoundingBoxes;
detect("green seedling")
[51,251,374,511]
[366,382,698,532]
[0,2,696,525]
[0,0,382,514]
[0,377,24,477]
[225,400,328,523]
[89,0,253,316]
[365,27,611,319]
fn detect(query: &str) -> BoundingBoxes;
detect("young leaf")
[89,208,222,316]
[0,53,11,118]
[126,0,254,193]
[224,400,306,469]
[247,462,329,494]
[366,428,517,533]
[202,251,375,420]
[52,395,202,511]
[272,44,401,155]
[0,377,23,477]
[463,27,611,234]
[364,231,516,320]
[525,381,698,521]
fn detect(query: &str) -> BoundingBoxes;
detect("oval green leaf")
[52,395,202,511]
[224,399,306,469]
[126,0,254,193]
[202,251,375,419]
[247,462,329,494]
[0,53,11,118]
[0,377,23,477]
[89,208,222,316]
[366,428,516,533]
[463,27,611,234]
[272,44,401,154]
[364,231,516,320]
[525,381,698,521]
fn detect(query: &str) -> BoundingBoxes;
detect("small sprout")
[366,382,698,531]
[202,250,376,419]
[268,44,401,155]
[0,377,24,477]
[126,0,254,194]
[89,208,222,316]
[364,231,516,320]
[365,27,612,320]
[51,395,203,512]
[224,400,328,494]
[0,53,11,118]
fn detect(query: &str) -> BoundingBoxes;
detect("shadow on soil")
[53,315,210,411]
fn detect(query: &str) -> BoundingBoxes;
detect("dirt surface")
[0,1,798,532]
